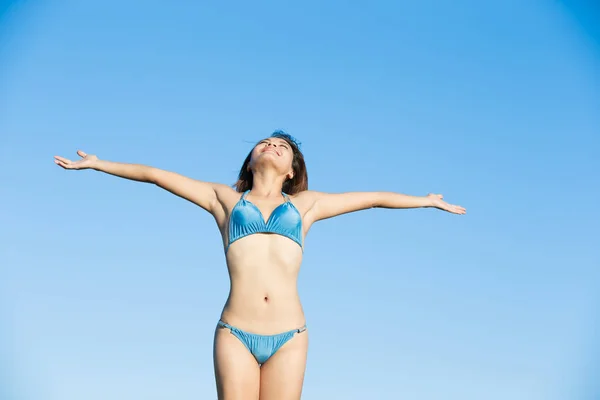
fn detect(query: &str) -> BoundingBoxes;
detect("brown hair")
[234,131,308,195]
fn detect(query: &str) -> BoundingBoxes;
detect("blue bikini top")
[227,190,303,252]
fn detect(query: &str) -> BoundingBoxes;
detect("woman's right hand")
[54,150,99,170]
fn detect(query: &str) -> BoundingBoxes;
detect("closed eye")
[258,139,289,149]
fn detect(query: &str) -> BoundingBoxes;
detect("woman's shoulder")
[214,184,243,206]
[290,190,324,200]
[289,190,322,208]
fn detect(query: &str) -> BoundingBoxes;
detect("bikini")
[218,190,306,365]
[226,190,303,252]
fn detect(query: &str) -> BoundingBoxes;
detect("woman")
[54,131,466,400]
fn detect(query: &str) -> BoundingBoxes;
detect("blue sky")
[1,1,599,399]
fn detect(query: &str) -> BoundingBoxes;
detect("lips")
[262,147,279,156]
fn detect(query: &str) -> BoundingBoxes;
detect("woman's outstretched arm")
[302,191,466,223]
[54,150,224,213]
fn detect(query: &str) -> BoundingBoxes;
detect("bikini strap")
[242,190,250,200]
[282,192,290,202]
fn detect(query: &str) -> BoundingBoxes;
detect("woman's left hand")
[427,193,466,215]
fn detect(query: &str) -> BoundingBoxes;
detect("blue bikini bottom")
[217,320,307,365]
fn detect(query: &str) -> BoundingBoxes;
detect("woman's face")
[249,137,294,177]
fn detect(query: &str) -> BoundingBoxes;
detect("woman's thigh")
[259,330,309,400]
[213,327,261,400]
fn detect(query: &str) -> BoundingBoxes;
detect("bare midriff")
[220,233,305,334]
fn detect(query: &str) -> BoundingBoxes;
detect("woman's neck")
[250,170,285,198]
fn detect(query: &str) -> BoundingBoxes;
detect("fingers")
[450,205,466,215]
[54,159,70,169]
[54,155,71,163]
[54,151,88,170]
[430,193,465,215]
[439,201,466,215]
[54,155,74,169]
